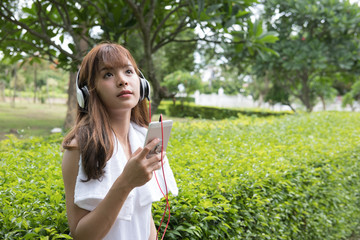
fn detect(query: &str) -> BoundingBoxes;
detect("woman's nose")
[116,73,128,87]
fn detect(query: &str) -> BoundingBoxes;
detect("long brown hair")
[62,42,149,181]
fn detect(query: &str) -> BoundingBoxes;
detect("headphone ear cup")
[76,86,85,109]
[76,68,89,110]
[139,75,150,101]
[81,86,89,109]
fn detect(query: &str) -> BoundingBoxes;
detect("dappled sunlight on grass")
[0,102,67,139]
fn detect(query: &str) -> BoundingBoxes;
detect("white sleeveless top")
[74,122,178,240]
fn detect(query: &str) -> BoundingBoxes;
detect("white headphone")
[75,68,151,110]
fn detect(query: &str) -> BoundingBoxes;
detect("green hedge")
[157,112,360,239]
[1,112,360,239]
[166,103,292,119]
[0,135,70,239]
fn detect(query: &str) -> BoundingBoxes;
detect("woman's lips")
[117,90,133,97]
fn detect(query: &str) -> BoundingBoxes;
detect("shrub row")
[165,102,291,119]
[0,112,360,239]
[153,112,360,239]
[0,134,70,239]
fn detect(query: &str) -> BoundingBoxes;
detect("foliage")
[0,134,70,239]
[342,80,360,110]
[166,102,290,119]
[222,17,279,71]
[0,62,12,86]
[0,0,275,127]
[162,71,202,97]
[1,112,360,239]
[156,112,360,239]
[238,0,360,112]
[153,30,198,80]
[200,66,245,95]
[0,0,95,69]
[3,60,70,104]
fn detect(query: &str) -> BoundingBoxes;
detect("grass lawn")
[0,100,186,140]
[0,101,67,140]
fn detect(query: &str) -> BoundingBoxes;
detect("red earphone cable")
[148,101,171,240]
[156,115,170,240]
[157,115,170,240]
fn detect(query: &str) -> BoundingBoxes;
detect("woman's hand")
[122,138,165,189]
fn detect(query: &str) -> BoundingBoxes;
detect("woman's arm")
[149,215,157,240]
[62,138,163,240]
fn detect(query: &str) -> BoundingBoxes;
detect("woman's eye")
[104,72,113,78]
[125,69,134,74]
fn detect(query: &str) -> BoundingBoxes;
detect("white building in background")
[193,90,293,111]
[193,58,359,112]
[193,90,359,112]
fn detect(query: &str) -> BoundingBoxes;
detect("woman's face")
[95,60,140,113]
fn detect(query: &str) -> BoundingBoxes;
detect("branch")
[27,50,57,64]
[124,0,150,42]
[0,27,22,45]
[171,37,234,44]
[39,12,63,28]
[35,0,49,35]
[83,0,102,15]
[1,38,57,62]
[146,0,156,29]
[153,33,246,53]
[0,2,76,60]
[49,0,93,55]
[124,0,145,28]
[81,0,112,39]
[48,0,83,52]
[151,3,188,47]
[152,17,189,53]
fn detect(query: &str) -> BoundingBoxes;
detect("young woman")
[62,42,178,240]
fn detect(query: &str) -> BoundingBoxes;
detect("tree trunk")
[350,104,355,112]
[258,94,264,107]
[146,59,162,117]
[0,81,5,102]
[63,31,89,130]
[301,96,313,112]
[286,102,296,113]
[299,73,313,112]
[320,96,326,111]
[46,79,50,105]
[64,71,78,130]
[33,63,37,103]
[143,35,163,117]
[11,67,17,108]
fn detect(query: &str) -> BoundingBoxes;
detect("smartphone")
[144,120,173,155]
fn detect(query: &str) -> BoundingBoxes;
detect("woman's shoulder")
[62,137,80,170]
[63,137,79,150]
[61,139,80,189]
[69,138,78,147]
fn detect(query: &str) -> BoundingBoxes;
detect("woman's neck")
[109,110,131,144]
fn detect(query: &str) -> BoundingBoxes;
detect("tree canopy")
[0,0,277,127]
[251,0,360,111]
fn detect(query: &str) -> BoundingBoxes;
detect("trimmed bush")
[154,112,360,239]
[0,112,360,239]
[0,134,70,239]
[166,103,291,119]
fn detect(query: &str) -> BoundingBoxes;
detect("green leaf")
[202,216,220,221]
[59,35,64,44]
[258,34,279,44]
